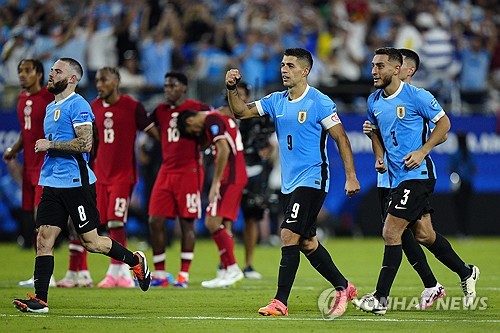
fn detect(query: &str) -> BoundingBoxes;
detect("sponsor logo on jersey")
[80,112,90,121]
[298,110,307,124]
[210,124,220,135]
[396,106,405,119]
[430,98,439,109]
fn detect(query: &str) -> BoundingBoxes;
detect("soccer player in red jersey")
[177,109,248,288]
[148,72,210,288]
[3,59,54,287]
[57,67,159,288]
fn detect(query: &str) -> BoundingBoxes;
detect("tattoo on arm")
[52,124,93,153]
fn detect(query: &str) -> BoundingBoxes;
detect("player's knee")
[414,230,434,247]
[148,215,164,228]
[299,238,317,255]
[79,233,102,253]
[280,228,300,246]
[382,228,402,245]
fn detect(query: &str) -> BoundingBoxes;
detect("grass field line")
[1,313,499,323]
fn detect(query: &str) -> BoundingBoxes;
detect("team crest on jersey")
[298,111,307,124]
[396,106,406,119]
[54,109,61,121]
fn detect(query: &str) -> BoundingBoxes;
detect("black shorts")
[241,173,268,220]
[280,187,326,238]
[36,184,101,234]
[377,187,391,224]
[387,179,435,223]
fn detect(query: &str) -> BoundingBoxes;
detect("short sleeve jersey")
[255,85,341,194]
[367,82,445,188]
[91,94,154,185]
[17,86,53,172]
[149,99,210,173]
[376,121,436,188]
[205,111,248,185]
[39,93,97,188]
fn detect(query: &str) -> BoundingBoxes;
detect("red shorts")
[96,183,134,225]
[206,183,245,221]
[148,167,204,219]
[22,170,42,211]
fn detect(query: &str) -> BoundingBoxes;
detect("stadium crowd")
[0,0,499,114]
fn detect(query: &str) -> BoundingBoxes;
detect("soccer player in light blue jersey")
[354,47,479,315]
[362,49,446,310]
[13,58,151,314]
[225,48,360,317]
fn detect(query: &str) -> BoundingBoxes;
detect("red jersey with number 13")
[149,99,210,173]
[91,94,154,184]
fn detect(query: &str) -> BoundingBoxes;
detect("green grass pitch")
[1,237,499,332]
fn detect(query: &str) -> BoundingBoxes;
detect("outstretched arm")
[328,124,360,197]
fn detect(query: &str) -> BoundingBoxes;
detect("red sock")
[180,251,194,273]
[69,240,84,271]
[153,252,166,271]
[109,227,127,265]
[212,228,236,268]
[80,248,88,271]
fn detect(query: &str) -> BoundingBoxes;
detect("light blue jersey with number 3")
[256,85,341,194]
[367,82,445,188]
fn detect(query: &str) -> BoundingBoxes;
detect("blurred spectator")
[393,11,423,51]
[458,34,494,111]
[232,29,267,90]
[1,26,34,85]
[119,49,146,99]
[448,132,476,236]
[414,12,460,103]
[139,5,178,91]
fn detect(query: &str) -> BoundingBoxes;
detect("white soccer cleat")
[77,270,94,287]
[57,271,79,288]
[219,265,244,287]
[201,274,226,288]
[415,282,446,309]
[243,266,262,280]
[353,293,387,315]
[461,265,480,308]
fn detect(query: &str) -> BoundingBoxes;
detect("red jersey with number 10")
[149,99,210,173]
[91,94,154,184]
[205,111,247,185]
[17,87,53,172]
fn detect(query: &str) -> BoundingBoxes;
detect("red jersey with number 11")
[17,87,53,172]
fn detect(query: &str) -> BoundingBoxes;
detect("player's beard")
[374,75,392,90]
[47,78,69,95]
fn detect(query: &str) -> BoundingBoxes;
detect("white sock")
[106,264,122,278]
